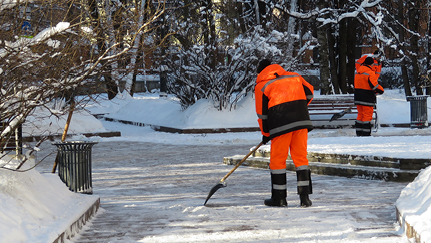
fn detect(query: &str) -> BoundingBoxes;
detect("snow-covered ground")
[1,89,431,242]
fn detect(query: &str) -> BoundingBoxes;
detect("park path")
[36,141,408,243]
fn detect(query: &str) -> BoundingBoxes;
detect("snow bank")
[396,166,431,242]
[0,156,98,243]
[93,91,258,129]
[23,105,107,137]
[182,94,257,128]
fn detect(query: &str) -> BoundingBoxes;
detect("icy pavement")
[34,141,410,243]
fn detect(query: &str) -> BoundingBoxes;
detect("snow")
[0,158,98,243]
[2,89,431,242]
[396,168,431,241]
[23,104,108,137]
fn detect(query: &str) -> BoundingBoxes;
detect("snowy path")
[36,141,409,242]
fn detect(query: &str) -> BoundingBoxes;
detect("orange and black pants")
[269,129,312,197]
[356,105,374,136]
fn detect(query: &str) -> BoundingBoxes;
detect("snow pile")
[182,94,257,128]
[0,156,98,243]
[396,166,431,242]
[23,104,107,137]
[92,91,258,129]
[92,90,425,130]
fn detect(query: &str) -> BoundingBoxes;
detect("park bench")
[308,95,377,128]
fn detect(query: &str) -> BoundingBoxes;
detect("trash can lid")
[406,95,429,101]
[52,141,99,145]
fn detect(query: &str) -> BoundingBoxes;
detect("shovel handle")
[220,141,264,182]
[52,102,75,173]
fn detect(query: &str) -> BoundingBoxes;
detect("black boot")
[355,120,363,136]
[362,121,372,136]
[264,198,287,207]
[300,194,312,207]
[296,168,313,207]
[264,170,287,207]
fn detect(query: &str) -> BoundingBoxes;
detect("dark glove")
[375,88,384,95]
[262,135,271,145]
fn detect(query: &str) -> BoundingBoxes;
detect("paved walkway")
[36,141,408,242]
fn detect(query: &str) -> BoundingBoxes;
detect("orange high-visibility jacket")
[255,64,314,138]
[354,65,384,107]
[355,54,382,77]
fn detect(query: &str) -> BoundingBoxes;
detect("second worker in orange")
[354,57,384,136]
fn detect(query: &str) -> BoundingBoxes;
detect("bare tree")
[0,0,165,171]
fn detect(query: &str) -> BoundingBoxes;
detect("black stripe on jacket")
[263,99,313,138]
[354,89,377,107]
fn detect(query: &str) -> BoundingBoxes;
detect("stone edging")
[52,197,101,243]
[23,131,122,142]
[101,115,410,134]
[102,116,260,133]
[396,206,422,243]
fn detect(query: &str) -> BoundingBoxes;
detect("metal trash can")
[407,95,429,128]
[53,141,98,194]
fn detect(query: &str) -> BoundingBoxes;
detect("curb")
[224,150,427,182]
[102,116,260,133]
[100,116,411,134]
[23,131,121,142]
[396,207,422,243]
[223,155,419,182]
[305,152,431,170]
[52,197,101,243]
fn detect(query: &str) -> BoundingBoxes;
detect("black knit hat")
[257,59,271,74]
[363,57,374,66]
[373,50,382,57]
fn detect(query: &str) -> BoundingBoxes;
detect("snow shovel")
[330,104,355,122]
[204,141,263,206]
[52,101,75,173]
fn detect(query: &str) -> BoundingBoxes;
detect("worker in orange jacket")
[356,50,383,79]
[354,57,384,136]
[255,59,314,207]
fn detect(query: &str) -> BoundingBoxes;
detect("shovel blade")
[330,113,342,122]
[204,181,226,206]
[330,107,352,122]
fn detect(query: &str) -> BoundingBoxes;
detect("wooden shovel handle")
[220,141,264,182]
[52,103,75,173]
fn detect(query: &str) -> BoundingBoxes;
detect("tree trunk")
[327,26,339,94]
[316,0,331,95]
[236,1,247,34]
[209,0,217,71]
[398,0,412,96]
[346,18,356,93]
[338,8,348,94]
[88,0,118,100]
[124,0,145,97]
[409,5,422,95]
[132,36,146,94]
[253,0,260,25]
[202,0,217,71]
[174,0,192,51]
[286,0,297,59]
[427,7,431,95]
[125,0,147,96]
[316,1,331,95]
[317,23,331,94]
